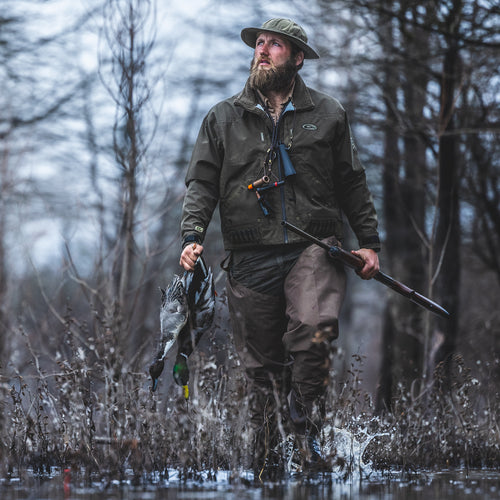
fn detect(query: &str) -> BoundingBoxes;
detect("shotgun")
[282,220,450,319]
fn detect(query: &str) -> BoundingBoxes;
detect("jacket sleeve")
[180,111,223,247]
[334,113,381,251]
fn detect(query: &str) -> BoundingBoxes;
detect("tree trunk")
[376,7,401,410]
[0,150,7,373]
[434,37,461,381]
[376,1,429,411]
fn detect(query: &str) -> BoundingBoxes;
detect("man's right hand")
[179,243,204,271]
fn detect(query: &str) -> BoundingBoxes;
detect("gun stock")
[282,220,450,319]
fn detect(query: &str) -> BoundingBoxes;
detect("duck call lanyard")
[248,100,297,217]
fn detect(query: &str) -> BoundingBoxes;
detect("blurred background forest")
[1,0,500,476]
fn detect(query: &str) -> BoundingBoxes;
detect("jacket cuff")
[359,234,381,252]
[182,234,202,249]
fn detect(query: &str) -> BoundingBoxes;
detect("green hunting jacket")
[181,75,380,251]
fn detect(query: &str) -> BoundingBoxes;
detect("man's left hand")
[351,248,379,280]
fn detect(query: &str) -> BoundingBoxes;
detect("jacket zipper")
[274,101,295,243]
[255,100,295,243]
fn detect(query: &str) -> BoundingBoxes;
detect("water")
[2,424,498,499]
[1,468,499,499]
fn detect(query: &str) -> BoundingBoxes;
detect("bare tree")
[431,1,463,384]
[98,0,159,348]
[309,0,500,407]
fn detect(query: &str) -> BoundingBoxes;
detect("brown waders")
[225,238,346,473]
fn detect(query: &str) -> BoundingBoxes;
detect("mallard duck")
[149,256,215,395]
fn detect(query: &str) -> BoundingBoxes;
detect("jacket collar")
[235,74,315,114]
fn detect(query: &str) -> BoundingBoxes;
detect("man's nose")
[257,42,269,55]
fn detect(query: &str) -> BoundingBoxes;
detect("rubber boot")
[247,372,287,481]
[289,388,329,473]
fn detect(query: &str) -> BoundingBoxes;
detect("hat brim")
[241,26,320,59]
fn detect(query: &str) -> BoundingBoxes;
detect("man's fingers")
[179,243,204,271]
[351,249,379,280]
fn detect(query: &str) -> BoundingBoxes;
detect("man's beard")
[249,55,298,93]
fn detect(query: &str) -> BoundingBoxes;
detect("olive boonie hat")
[241,18,320,59]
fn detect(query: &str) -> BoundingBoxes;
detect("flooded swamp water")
[1,468,500,499]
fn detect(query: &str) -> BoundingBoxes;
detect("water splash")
[275,425,390,480]
[320,426,389,476]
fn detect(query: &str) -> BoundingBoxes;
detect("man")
[179,18,380,475]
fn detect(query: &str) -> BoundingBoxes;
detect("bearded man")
[179,18,380,477]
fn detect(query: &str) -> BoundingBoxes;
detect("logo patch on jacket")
[302,123,317,131]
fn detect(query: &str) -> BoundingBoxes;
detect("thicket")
[1,288,499,486]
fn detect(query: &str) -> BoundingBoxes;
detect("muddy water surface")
[1,469,499,499]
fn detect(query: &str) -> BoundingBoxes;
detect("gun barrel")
[373,272,450,319]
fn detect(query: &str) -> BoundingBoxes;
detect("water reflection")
[1,469,499,499]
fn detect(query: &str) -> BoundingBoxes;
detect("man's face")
[249,32,304,93]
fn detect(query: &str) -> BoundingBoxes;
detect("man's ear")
[295,50,305,67]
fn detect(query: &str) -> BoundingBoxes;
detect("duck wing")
[157,274,188,360]
[149,274,188,392]
[184,256,216,334]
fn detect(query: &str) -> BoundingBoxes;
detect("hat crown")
[261,18,308,44]
[240,18,319,59]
